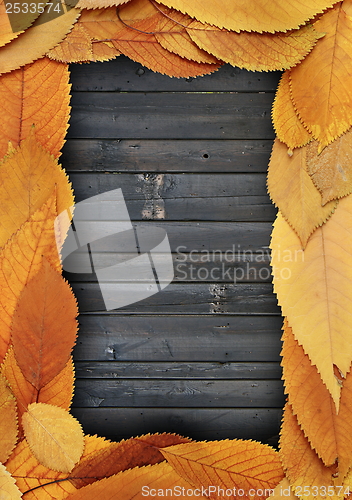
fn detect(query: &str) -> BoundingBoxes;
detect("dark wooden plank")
[74,315,283,362]
[67,93,275,140]
[70,57,281,93]
[70,282,280,314]
[72,378,284,408]
[75,361,282,379]
[70,407,282,442]
[61,139,274,173]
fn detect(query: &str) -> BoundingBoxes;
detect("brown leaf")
[272,71,312,150]
[0,57,71,158]
[290,2,352,149]
[306,131,352,204]
[0,374,18,463]
[187,21,323,72]
[267,139,337,248]
[70,433,191,488]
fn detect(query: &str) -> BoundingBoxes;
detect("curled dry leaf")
[270,197,352,409]
[267,139,337,248]
[0,374,18,463]
[22,402,85,473]
[272,71,312,150]
[290,2,352,150]
[156,0,337,33]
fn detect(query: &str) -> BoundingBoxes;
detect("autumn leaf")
[0,374,18,463]
[0,7,80,76]
[70,433,191,488]
[187,21,323,72]
[47,23,94,62]
[160,439,284,499]
[267,139,337,248]
[65,462,205,499]
[0,2,24,48]
[282,320,352,479]
[22,403,84,473]
[0,194,60,362]
[11,259,78,390]
[271,478,299,499]
[270,198,352,408]
[75,0,130,8]
[272,71,312,151]
[290,2,352,150]
[280,403,340,500]
[155,0,337,33]
[91,39,121,61]
[0,131,73,248]
[0,463,22,500]
[306,131,352,204]
[0,57,72,158]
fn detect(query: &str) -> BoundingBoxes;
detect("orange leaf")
[70,433,191,488]
[0,131,73,248]
[11,259,77,390]
[0,374,18,463]
[280,403,340,499]
[306,131,352,204]
[160,439,284,499]
[282,320,352,479]
[0,194,60,363]
[91,39,121,61]
[47,23,94,62]
[272,71,312,150]
[64,462,206,499]
[270,200,352,408]
[267,139,337,248]
[187,21,323,72]
[0,57,71,158]
[271,478,299,499]
[290,2,352,149]
[156,0,337,33]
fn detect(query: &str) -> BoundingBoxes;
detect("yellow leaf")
[0,374,18,463]
[160,439,284,499]
[267,139,337,248]
[306,131,352,204]
[0,132,73,248]
[0,7,80,75]
[0,194,59,363]
[47,23,94,62]
[0,57,72,158]
[64,462,206,499]
[75,0,129,8]
[282,320,352,479]
[0,463,22,500]
[272,71,313,150]
[270,197,352,408]
[22,403,84,473]
[156,0,337,33]
[290,2,352,149]
[187,21,322,72]
[271,478,299,499]
[91,39,121,61]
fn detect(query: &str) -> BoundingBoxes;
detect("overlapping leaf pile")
[0,0,352,498]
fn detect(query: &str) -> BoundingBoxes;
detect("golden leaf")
[282,320,352,479]
[91,39,121,61]
[0,374,18,463]
[5,439,76,499]
[0,194,59,363]
[0,57,71,158]
[272,71,312,150]
[280,403,340,500]
[0,2,23,48]
[75,0,130,8]
[0,463,22,500]
[156,0,337,33]
[70,433,191,488]
[0,132,73,248]
[22,403,84,473]
[79,5,221,77]
[271,478,299,499]
[270,198,352,408]
[64,462,205,499]
[306,131,352,204]
[11,259,77,390]
[187,21,322,72]
[39,357,75,409]
[267,139,337,248]
[47,23,94,62]
[0,7,80,75]
[160,439,284,498]
[290,2,352,149]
